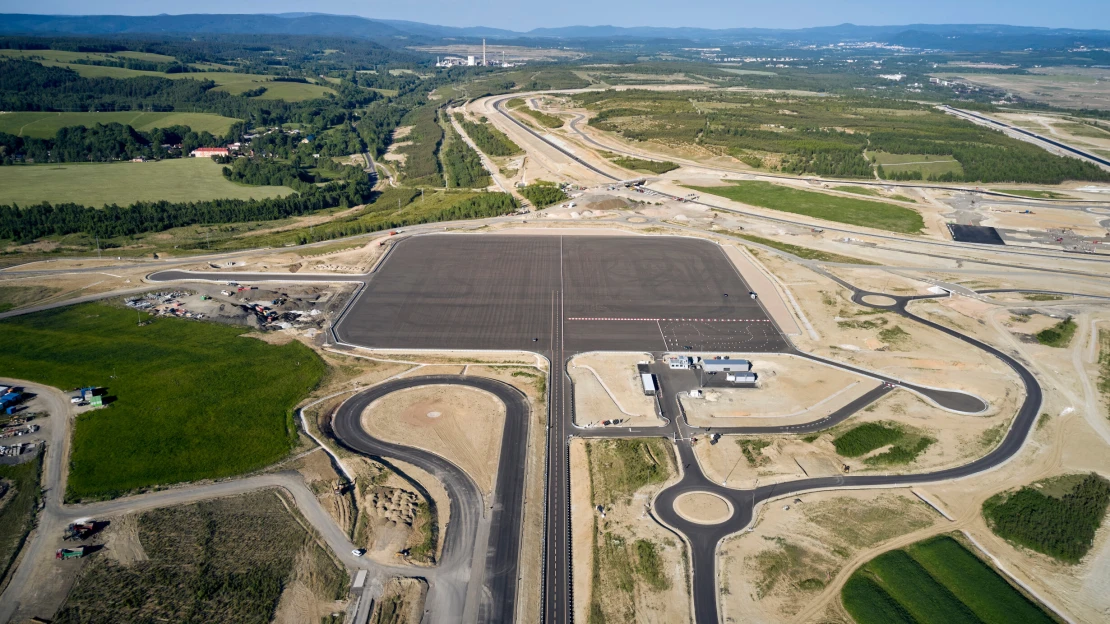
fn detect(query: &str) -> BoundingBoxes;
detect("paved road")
[331,375,531,624]
[944,106,1110,169]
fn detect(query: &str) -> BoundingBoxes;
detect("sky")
[1,0,1107,32]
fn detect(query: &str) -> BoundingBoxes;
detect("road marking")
[567,317,771,322]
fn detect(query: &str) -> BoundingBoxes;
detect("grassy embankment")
[53,490,347,623]
[713,228,878,265]
[686,181,924,234]
[0,111,241,139]
[0,455,43,586]
[0,303,326,501]
[832,185,917,203]
[586,438,674,623]
[506,98,564,128]
[0,285,61,313]
[832,422,934,466]
[611,156,679,174]
[982,472,1110,563]
[0,158,292,208]
[1035,316,1077,347]
[842,535,1054,624]
[990,189,1074,199]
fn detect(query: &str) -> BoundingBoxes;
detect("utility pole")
[95,236,101,260]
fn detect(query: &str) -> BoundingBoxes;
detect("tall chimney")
[483,39,487,66]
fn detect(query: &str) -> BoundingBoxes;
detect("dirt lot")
[694,382,1019,488]
[369,577,427,624]
[569,352,662,427]
[718,490,940,622]
[361,385,506,495]
[682,354,878,427]
[570,438,692,624]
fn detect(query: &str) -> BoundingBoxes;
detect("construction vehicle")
[56,546,87,560]
[64,520,96,541]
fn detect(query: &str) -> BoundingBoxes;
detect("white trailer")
[640,373,657,395]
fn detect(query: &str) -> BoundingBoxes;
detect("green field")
[0,111,241,139]
[869,152,965,177]
[687,181,925,234]
[506,98,564,128]
[1036,316,1077,348]
[0,158,292,207]
[834,185,917,203]
[0,303,326,501]
[832,421,934,465]
[611,156,679,174]
[842,536,1053,624]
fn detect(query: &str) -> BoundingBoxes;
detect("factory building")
[665,355,693,369]
[701,358,752,373]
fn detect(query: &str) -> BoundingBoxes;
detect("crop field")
[575,89,1110,183]
[686,181,925,234]
[54,490,347,623]
[841,535,1053,624]
[0,303,326,500]
[0,158,292,208]
[0,111,241,139]
[0,455,42,586]
[586,438,673,507]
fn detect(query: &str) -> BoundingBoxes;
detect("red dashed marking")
[566,317,772,322]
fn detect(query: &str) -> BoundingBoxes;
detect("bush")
[519,182,567,208]
[983,473,1110,562]
[1035,316,1077,348]
[832,422,903,457]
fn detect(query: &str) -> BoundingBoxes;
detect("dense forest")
[0,122,230,165]
[397,104,444,186]
[442,120,490,188]
[982,473,1110,563]
[454,114,522,157]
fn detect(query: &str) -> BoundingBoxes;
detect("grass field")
[1035,316,1077,347]
[687,181,924,234]
[842,535,1053,624]
[834,185,917,203]
[54,490,347,623]
[0,303,326,501]
[611,156,679,174]
[0,455,42,587]
[506,98,564,128]
[869,152,965,177]
[832,421,934,466]
[0,158,292,207]
[991,189,1074,199]
[0,111,241,139]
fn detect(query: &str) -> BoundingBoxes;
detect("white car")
[352,548,366,557]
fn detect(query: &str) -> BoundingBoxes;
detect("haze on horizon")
[3,0,1107,32]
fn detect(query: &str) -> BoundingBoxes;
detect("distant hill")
[1,13,1109,50]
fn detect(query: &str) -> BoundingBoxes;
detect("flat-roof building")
[701,358,751,373]
[665,355,693,369]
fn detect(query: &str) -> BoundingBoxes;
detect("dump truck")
[56,546,87,560]
[64,520,96,541]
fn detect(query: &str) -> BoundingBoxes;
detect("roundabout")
[673,491,734,525]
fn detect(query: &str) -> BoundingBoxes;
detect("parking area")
[334,234,789,353]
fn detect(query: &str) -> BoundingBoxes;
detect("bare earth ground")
[570,438,693,624]
[682,354,877,426]
[718,490,939,622]
[569,351,663,427]
[361,385,506,496]
[369,577,428,624]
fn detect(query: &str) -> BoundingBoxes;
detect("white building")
[701,358,752,373]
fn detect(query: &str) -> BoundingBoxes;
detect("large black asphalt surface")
[151,233,1039,624]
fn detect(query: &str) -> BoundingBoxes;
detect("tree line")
[442,118,490,188]
[0,122,233,165]
[0,175,375,243]
[454,113,522,157]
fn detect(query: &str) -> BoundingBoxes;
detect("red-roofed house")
[190,147,229,158]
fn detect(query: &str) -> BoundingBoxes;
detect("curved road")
[331,375,531,624]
